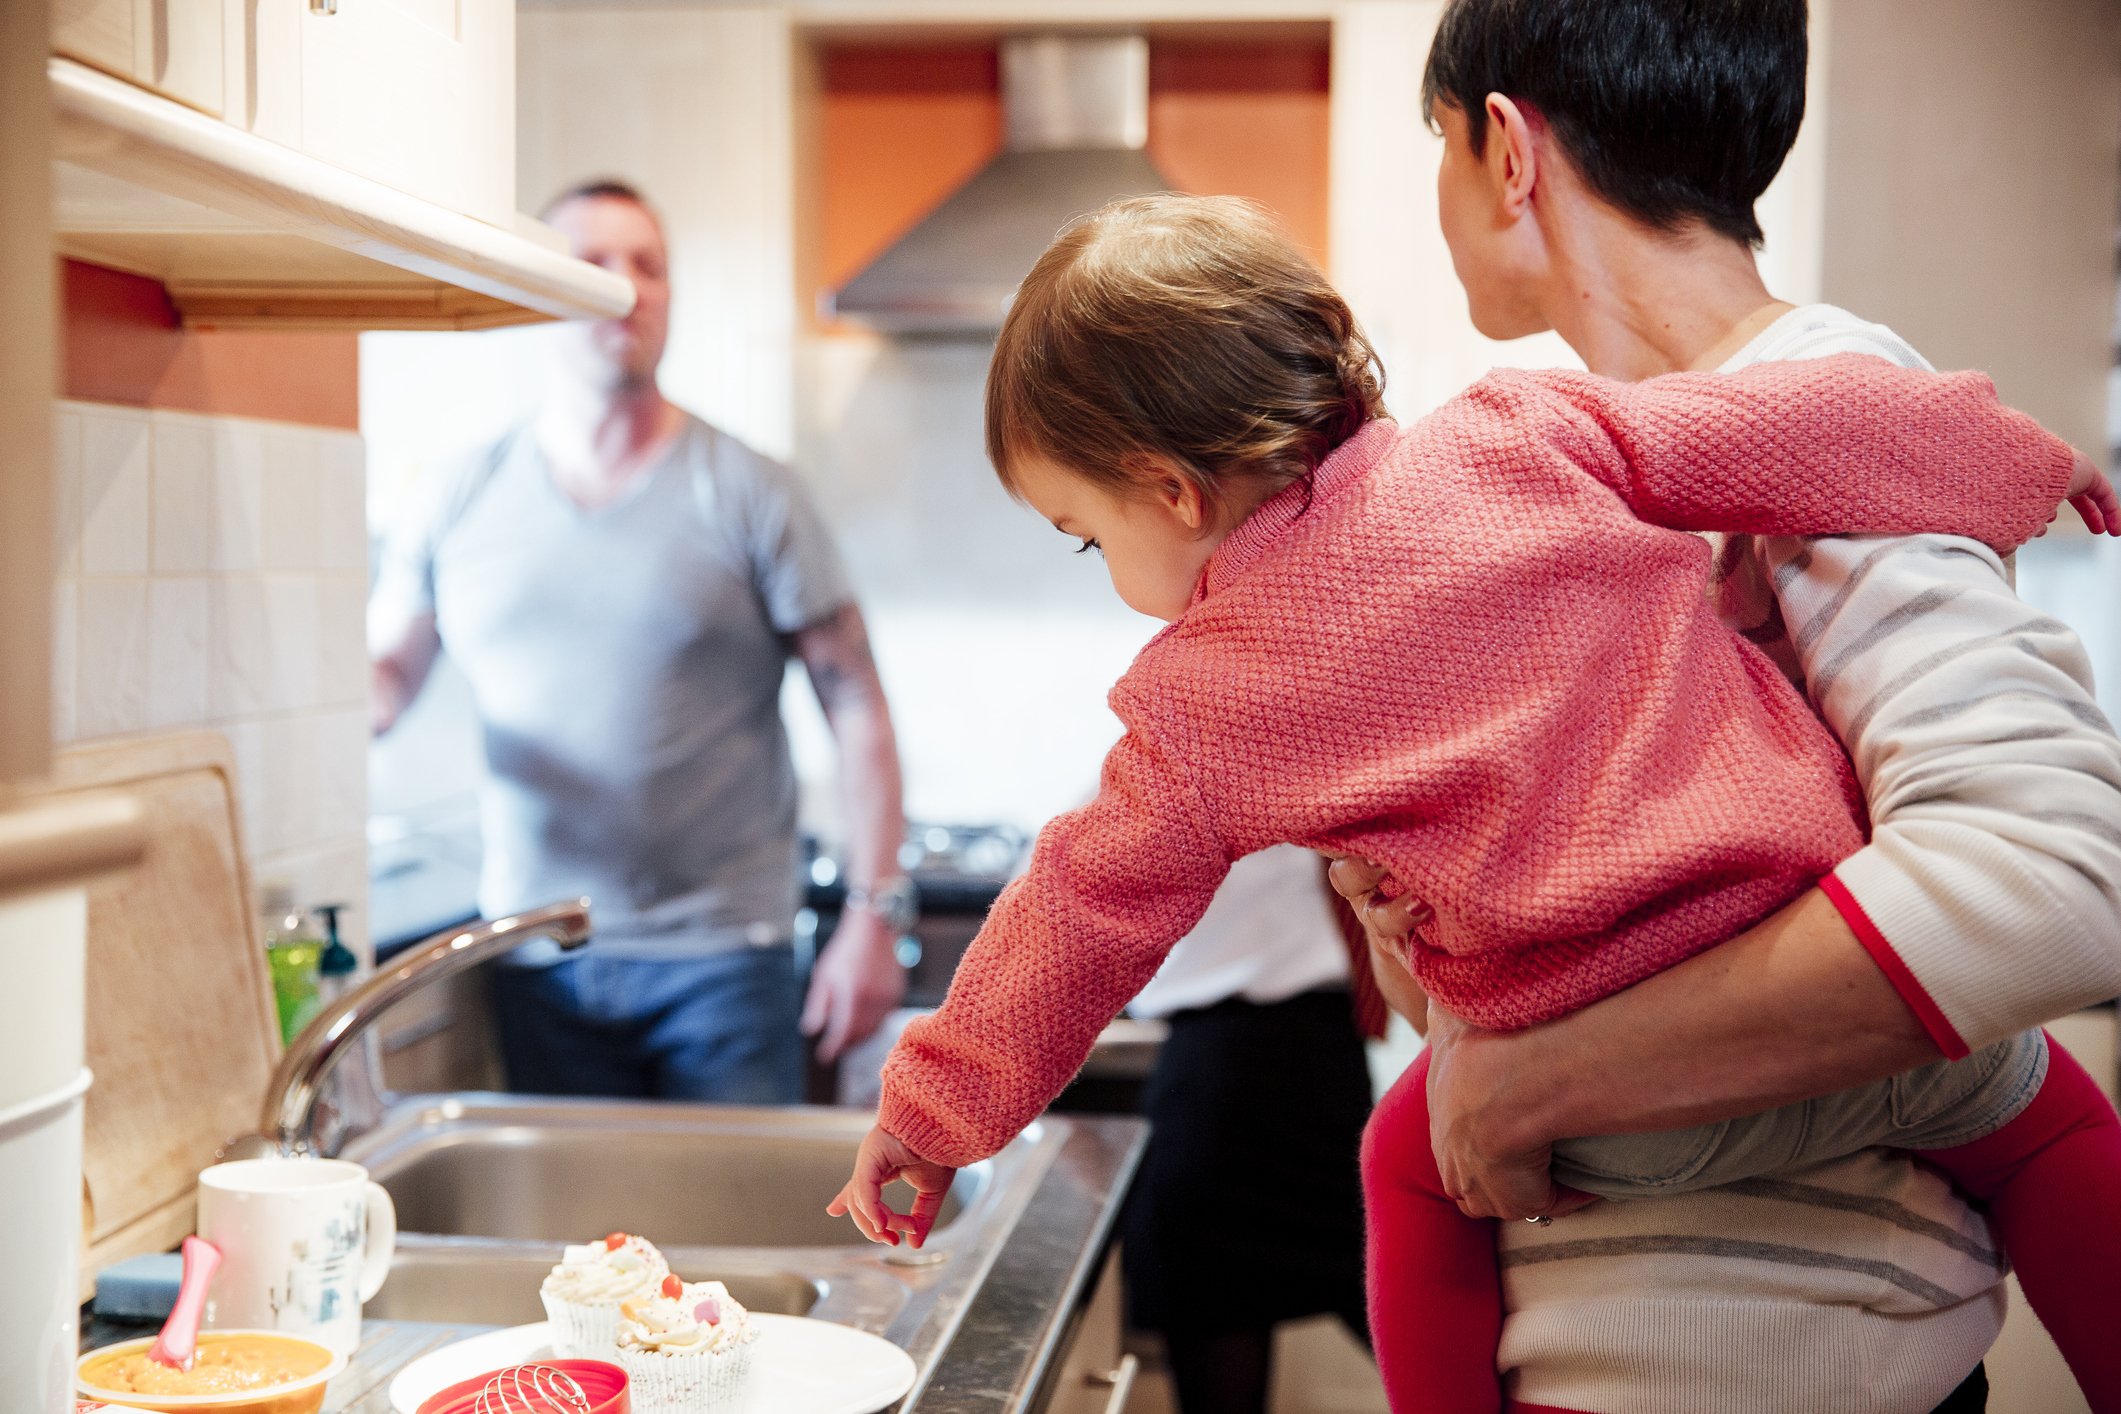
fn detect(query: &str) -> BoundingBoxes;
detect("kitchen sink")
[344,1092,1066,1397]
[361,1103,976,1246]
[362,1245,822,1325]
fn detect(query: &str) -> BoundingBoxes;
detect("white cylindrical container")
[0,1069,91,1414]
[0,886,89,1414]
[0,888,86,1113]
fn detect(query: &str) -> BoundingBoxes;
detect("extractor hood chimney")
[830,35,1175,335]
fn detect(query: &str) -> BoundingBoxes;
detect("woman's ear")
[1485,93,1540,218]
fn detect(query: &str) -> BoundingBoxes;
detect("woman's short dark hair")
[1422,0,1807,247]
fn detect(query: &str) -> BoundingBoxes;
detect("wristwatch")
[844,875,920,934]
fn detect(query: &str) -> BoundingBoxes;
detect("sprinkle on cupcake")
[619,1274,754,1356]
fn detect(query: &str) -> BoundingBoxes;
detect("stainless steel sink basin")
[364,1104,975,1246]
[345,1092,1066,1402]
[363,1246,821,1325]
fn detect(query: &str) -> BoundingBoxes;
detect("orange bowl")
[76,1331,345,1414]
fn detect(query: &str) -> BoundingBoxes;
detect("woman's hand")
[827,1124,956,1248]
[1425,1005,1598,1222]
[1323,853,1597,1221]
[2048,447,2120,536]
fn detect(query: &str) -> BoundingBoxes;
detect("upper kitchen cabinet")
[53,0,513,227]
[297,0,514,228]
[47,0,625,329]
[52,0,223,116]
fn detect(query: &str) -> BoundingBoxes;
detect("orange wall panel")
[822,94,1003,291]
[62,259,359,430]
[1149,90,1331,261]
[818,40,1330,295]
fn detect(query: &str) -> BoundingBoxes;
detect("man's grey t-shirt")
[371,414,853,958]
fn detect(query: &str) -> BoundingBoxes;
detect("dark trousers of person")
[487,944,805,1103]
[1122,987,1374,1414]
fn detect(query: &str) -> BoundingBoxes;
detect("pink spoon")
[147,1236,222,1370]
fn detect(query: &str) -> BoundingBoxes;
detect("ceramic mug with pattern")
[196,1157,396,1355]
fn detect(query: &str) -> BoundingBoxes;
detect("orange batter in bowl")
[84,1334,329,1395]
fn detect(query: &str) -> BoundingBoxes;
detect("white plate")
[386,1315,916,1414]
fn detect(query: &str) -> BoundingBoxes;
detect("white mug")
[196,1157,396,1355]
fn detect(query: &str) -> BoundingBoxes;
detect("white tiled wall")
[52,400,371,959]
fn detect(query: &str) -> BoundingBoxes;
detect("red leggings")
[1362,1035,2121,1414]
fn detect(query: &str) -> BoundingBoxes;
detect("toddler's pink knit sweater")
[880,355,2075,1167]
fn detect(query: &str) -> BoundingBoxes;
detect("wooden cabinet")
[295,0,514,226]
[1039,1251,1136,1414]
[54,0,514,227]
[53,0,222,115]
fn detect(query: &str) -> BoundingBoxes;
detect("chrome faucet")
[229,898,592,1158]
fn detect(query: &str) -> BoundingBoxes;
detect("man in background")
[369,180,912,1101]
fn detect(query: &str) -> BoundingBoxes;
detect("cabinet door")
[53,0,222,115]
[298,0,512,226]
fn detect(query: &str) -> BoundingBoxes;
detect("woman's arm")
[1770,532,2121,1049]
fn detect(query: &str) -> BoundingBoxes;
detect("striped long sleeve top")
[878,355,2075,1167]
[1711,304,2121,1058]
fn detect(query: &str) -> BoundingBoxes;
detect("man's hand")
[1425,1004,1598,1222]
[802,908,905,1062]
[2047,447,2120,537]
[827,1123,955,1248]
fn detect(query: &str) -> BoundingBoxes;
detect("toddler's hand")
[1322,853,1433,948]
[2047,447,2120,537]
[827,1124,956,1249]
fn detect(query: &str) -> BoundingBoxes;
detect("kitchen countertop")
[83,1114,1147,1414]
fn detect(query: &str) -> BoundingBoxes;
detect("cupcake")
[540,1231,670,1356]
[614,1273,759,1411]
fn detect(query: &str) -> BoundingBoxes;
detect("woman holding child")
[830,3,2121,1411]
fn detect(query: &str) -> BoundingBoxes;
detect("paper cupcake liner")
[615,1330,757,1413]
[541,1290,630,1358]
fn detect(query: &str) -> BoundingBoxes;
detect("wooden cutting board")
[27,730,280,1297]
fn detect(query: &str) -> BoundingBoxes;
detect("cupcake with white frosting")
[614,1274,759,1410]
[539,1232,669,1356]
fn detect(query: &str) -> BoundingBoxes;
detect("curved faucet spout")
[254,897,592,1155]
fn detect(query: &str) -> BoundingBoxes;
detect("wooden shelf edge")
[49,56,635,325]
[168,281,556,332]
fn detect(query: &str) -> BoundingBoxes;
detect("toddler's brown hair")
[986,195,1388,515]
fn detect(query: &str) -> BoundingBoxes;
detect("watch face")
[868,877,920,931]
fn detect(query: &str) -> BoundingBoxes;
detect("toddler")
[827,196,2121,1408]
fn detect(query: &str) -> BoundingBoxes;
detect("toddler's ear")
[1130,453,1209,531]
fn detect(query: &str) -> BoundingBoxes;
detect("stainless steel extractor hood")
[830,35,1175,335]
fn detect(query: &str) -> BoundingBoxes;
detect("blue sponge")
[94,1252,184,1321]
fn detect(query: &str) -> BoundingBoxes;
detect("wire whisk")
[472,1364,594,1414]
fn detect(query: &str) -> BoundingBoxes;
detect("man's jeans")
[488,944,805,1104]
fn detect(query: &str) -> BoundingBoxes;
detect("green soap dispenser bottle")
[262,882,323,1046]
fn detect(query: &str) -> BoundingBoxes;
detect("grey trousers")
[1551,1027,2048,1199]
